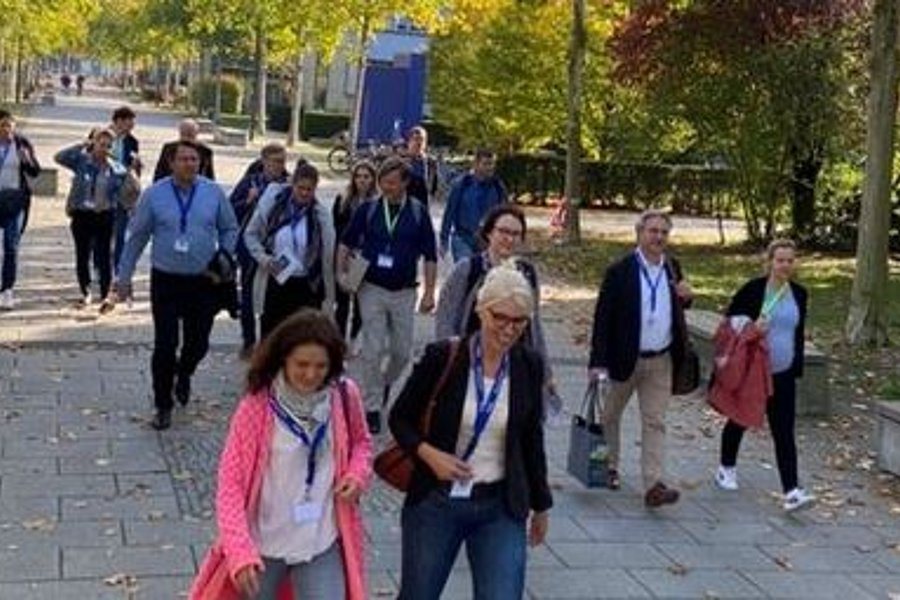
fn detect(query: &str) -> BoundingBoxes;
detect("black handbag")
[0,188,26,223]
[566,380,608,488]
[673,343,701,395]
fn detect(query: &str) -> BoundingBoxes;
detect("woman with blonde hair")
[390,263,552,599]
[714,239,815,512]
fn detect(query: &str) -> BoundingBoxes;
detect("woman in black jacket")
[389,264,552,600]
[715,239,815,512]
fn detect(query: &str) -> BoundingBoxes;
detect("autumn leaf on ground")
[774,556,793,571]
[668,562,690,576]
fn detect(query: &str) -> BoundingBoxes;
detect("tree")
[564,0,587,243]
[845,0,899,346]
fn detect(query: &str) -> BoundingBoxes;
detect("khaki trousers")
[357,283,417,411]
[603,354,672,491]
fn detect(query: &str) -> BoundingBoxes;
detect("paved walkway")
[1,89,899,599]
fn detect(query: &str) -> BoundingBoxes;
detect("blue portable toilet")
[358,53,427,147]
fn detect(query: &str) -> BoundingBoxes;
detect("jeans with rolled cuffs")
[399,485,527,600]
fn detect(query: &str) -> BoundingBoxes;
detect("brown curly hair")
[246,309,347,393]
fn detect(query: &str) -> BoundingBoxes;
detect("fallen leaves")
[103,572,139,594]
[773,556,793,571]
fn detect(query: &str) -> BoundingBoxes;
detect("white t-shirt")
[0,141,21,191]
[456,373,509,483]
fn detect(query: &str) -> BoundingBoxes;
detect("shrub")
[190,77,244,115]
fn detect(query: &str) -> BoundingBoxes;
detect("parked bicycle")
[327,134,403,175]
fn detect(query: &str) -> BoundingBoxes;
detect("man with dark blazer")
[589,209,693,508]
[153,119,216,182]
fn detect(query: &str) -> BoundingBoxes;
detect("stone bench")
[30,168,59,197]
[877,401,900,476]
[213,126,248,147]
[685,308,831,416]
[40,93,56,106]
[196,118,215,135]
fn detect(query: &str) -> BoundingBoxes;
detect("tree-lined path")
[1,90,900,599]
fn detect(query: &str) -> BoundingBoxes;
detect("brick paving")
[0,88,899,599]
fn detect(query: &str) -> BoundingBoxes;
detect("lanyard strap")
[382,199,403,237]
[637,252,666,313]
[0,142,11,167]
[268,396,329,493]
[289,202,308,256]
[461,334,509,461]
[761,283,788,318]
[171,181,197,235]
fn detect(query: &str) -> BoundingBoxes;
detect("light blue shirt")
[117,176,238,283]
[766,288,799,374]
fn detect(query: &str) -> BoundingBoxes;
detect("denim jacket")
[54,144,127,213]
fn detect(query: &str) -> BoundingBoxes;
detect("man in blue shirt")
[337,156,437,433]
[439,148,507,262]
[116,140,239,430]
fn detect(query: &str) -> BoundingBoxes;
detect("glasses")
[487,309,529,329]
[494,226,523,239]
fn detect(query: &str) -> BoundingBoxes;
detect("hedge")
[190,77,244,115]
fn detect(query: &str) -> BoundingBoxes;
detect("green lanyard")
[382,199,403,237]
[761,283,788,318]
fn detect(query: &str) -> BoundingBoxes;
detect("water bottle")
[588,443,608,488]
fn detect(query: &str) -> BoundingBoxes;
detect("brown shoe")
[607,469,621,490]
[644,482,680,508]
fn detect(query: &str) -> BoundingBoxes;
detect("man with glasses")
[229,143,289,355]
[439,148,508,263]
[588,209,693,508]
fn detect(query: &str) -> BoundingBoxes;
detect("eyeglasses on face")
[493,226,523,239]
[487,309,529,328]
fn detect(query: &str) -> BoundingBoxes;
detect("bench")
[685,308,831,416]
[196,118,215,135]
[40,93,55,106]
[31,168,58,197]
[213,126,248,147]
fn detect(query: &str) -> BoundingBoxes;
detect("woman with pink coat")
[190,309,373,600]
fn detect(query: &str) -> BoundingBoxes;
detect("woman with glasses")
[435,204,558,415]
[390,264,552,600]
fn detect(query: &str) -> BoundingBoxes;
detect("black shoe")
[175,375,191,406]
[366,410,381,435]
[151,410,172,431]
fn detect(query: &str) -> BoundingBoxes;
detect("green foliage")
[190,77,244,114]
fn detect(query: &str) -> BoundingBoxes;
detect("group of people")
[0,104,817,598]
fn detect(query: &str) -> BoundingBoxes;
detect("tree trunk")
[790,144,822,239]
[250,20,267,140]
[13,35,23,104]
[563,0,587,244]
[349,17,371,150]
[287,53,305,147]
[845,0,899,346]
[213,52,223,123]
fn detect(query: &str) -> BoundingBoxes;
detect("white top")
[456,374,509,483]
[636,248,673,352]
[0,141,21,191]
[254,392,337,565]
[272,213,310,279]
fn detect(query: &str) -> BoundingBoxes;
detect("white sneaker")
[715,466,739,491]
[80,292,92,307]
[0,289,14,310]
[783,487,816,512]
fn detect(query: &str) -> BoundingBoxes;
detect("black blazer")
[726,276,807,378]
[152,140,216,182]
[589,252,690,383]
[388,338,553,520]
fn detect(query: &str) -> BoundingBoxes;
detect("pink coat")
[189,378,373,600]
[709,319,773,429]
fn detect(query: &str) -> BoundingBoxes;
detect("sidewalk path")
[0,90,899,599]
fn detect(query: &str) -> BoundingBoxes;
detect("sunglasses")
[487,309,529,328]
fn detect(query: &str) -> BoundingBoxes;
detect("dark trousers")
[237,246,256,348]
[260,275,324,340]
[720,371,798,493]
[399,486,526,600]
[150,269,216,412]
[0,210,23,291]
[334,287,361,341]
[70,210,114,298]
[112,204,129,277]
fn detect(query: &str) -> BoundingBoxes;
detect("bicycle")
[327,137,401,175]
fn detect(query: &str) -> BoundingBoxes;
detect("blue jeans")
[112,205,130,277]
[399,486,527,600]
[236,243,256,348]
[258,542,345,599]
[1,211,23,291]
[451,234,477,263]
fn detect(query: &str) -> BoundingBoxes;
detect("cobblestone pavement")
[1,89,900,599]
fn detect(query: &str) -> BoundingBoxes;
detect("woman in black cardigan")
[715,239,815,512]
[389,264,552,600]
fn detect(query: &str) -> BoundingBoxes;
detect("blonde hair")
[766,238,797,260]
[475,262,535,316]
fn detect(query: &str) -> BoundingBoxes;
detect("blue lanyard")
[462,334,509,461]
[171,181,197,235]
[0,142,11,167]
[289,202,308,255]
[268,395,330,495]
[637,253,665,313]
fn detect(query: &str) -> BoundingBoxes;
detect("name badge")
[173,237,190,253]
[449,479,474,499]
[377,253,394,269]
[292,501,324,524]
